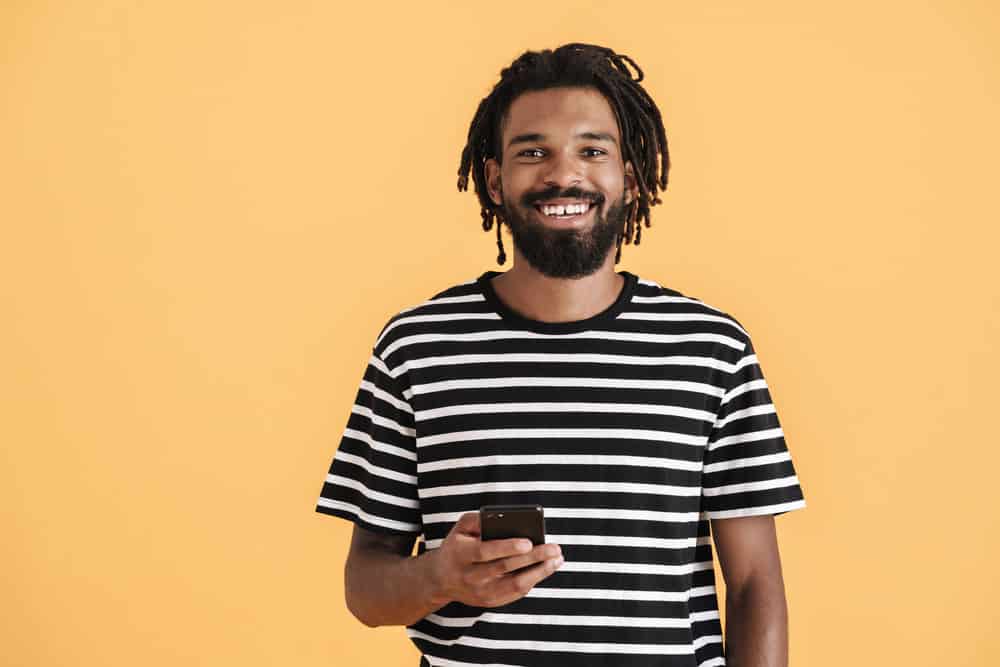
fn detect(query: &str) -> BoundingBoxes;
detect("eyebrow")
[506,131,618,150]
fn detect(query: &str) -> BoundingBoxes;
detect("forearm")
[723,580,789,667]
[345,547,450,627]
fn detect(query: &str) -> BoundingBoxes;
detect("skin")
[342,84,792,665]
[483,86,638,322]
[712,515,791,666]
[345,512,563,627]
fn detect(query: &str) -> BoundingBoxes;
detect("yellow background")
[3,1,998,665]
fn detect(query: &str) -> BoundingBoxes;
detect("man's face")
[485,86,637,278]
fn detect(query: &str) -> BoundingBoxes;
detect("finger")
[464,554,529,586]
[453,511,481,536]
[513,552,564,588]
[476,537,534,563]
[491,543,561,576]
[490,556,564,606]
[469,543,561,586]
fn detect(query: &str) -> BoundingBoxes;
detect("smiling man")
[485,86,633,281]
[316,43,806,667]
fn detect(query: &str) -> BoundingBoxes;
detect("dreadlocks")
[457,43,670,265]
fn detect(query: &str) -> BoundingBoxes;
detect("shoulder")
[371,274,490,359]
[631,274,750,350]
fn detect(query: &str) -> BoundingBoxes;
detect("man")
[316,43,806,667]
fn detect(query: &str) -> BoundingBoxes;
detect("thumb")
[451,511,481,538]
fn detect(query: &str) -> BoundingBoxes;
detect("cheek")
[500,171,536,203]
[587,164,624,190]
[606,170,629,192]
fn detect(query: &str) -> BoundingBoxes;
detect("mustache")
[521,186,604,208]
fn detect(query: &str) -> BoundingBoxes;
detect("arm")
[710,515,789,667]
[344,524,449,628]
[343,513,564,628]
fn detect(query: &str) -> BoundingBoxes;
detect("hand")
[428,511,564,608]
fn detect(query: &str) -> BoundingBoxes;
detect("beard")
[500,188,628,279]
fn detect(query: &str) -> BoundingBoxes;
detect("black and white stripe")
[317,270,806,667]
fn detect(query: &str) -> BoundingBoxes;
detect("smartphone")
[479,504,546,546]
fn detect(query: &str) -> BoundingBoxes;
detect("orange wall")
[2,1,998,665]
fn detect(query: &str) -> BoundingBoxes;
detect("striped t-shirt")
[316,269,806,667]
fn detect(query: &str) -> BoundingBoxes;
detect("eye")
[582,148,607,157]
[518,148,545,158]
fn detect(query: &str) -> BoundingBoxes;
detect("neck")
[489,249,625,323]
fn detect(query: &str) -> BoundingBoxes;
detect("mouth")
[531,200,596,225]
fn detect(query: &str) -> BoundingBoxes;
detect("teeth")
[540,202,590,216]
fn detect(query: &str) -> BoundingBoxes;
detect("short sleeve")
[701,336,806,519]
[315,349,422,536]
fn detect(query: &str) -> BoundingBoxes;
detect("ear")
[485,157,503,206]
[623,161,639,205]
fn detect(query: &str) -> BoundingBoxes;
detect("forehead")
[501,86,620,144]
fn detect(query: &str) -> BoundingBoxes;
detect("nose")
[541,149,583,189]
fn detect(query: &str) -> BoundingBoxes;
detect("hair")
[457,43,670,265]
